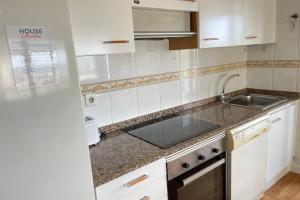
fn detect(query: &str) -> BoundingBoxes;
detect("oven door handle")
[181,158,225,186]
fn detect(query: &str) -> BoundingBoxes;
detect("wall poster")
[6,25,59,90]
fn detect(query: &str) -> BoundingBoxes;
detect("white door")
[243,0,276,45]
[286,105,296,166]
[199,0,244,48]
[231,133,268,200]
[267,105,296,187]
[68,0,135,55]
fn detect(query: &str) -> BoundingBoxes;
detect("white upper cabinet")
[132,0,199,12]
[199,0,277,48]
[243,0,276,45]
[199,0,244,48]
[68,0,135,56]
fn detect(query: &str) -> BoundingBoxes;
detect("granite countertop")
[90,91,299,187]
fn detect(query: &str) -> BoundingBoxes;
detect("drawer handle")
[271,118,282,124]
[202,37,219,41]
[124,175,149,188]
[134,0,140,4]
[103,40,129,44]
[140,196,151,200]
[245,36,258,39]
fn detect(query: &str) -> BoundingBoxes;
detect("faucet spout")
[221,74,240,103]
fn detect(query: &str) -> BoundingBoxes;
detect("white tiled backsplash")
[77,40,247,126]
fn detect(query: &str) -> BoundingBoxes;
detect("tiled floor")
[262,172,300,200]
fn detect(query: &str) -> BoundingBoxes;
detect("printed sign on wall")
[6,25,59,90]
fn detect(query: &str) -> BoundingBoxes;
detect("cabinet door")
[199,0,244,48]
[267,105,296,186]
[96,159,167,200]
[243,0,276,45]
[286,105,296,166]
[68,0,135,56]
[132,0,199,12]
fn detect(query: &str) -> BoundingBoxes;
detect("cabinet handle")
[134,0,140,4]
[271,118,282,124]
[124,175,149,188]
[202,38,220,41]
[140,196,151,200]
[103,40,129,44]
[245,36,258,39]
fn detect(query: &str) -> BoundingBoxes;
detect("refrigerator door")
[0,1,95,200]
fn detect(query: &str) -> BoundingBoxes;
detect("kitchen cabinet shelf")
[133,9,199,50]
[134,31,197,39]
[132,0,199,12]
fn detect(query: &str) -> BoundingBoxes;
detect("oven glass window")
[177,164,225,200]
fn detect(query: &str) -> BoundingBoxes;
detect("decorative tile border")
[80,60,300,94]
[81,61,247,94]
[247,61,274,68]
[272,60,300,68]
[248,60,300,68]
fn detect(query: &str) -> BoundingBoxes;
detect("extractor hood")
[134,31,197,39]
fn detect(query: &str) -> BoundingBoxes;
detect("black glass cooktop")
[127,113,220,149]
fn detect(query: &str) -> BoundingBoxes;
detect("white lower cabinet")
[267,103,297,188]
[96,158,168,200]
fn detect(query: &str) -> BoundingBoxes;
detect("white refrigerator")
[0,0,95,200]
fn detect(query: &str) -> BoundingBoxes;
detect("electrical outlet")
[85,93,97,107]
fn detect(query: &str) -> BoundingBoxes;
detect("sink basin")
[226,93,288,110]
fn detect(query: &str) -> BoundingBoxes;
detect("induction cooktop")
[127,113,221,149]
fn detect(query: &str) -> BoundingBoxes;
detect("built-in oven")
[167,133,226,200]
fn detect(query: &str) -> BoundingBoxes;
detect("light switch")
[85,93,97,107]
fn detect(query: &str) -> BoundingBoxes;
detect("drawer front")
[96,158,166,200]
[122,177,168,200]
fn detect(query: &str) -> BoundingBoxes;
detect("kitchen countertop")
[90,91,299,187]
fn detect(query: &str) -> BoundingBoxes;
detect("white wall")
[247,0,300,173]
[78,41,247,127]
[0,1,95,200]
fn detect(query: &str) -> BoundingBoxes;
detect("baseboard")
[256,192,264,200]
[266,166,290,189]
[291,164,300,174]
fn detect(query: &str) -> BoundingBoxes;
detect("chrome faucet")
[221,74,240,103]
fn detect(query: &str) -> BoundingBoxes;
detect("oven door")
[168,154,226,200]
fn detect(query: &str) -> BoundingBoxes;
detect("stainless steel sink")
[225,93,288,110]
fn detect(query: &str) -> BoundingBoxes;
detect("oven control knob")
[198,155,206,161]
[212,148,220,153]
[182,163,190,169]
